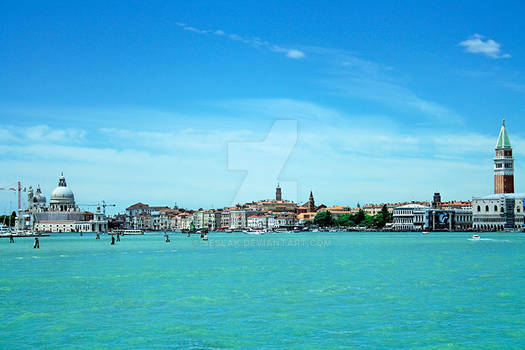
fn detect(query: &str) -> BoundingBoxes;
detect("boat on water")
[108,229,144,235]
[422,231,430,235]
[0,224,12,236]
[202,234,208,241]
[243,228,268,235]
[471,234,480,240]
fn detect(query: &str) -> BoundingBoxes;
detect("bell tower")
[494,119,514,194]
[275,183,282,201]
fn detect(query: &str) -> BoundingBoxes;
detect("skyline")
[1,1,524,214]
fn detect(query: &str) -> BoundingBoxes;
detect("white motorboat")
[471,234,480,240]
[109,229,144,235]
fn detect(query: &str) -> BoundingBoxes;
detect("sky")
[1,1,524,215]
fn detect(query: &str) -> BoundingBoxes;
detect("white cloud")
[0,124,86,144]
[176,23,305,60]
[1,101,517,211]
[459,34,511,59]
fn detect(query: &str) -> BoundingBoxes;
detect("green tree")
[314,211,333,227]
[381,205,392,222]
[373,213,385,228]
[361,215,375,228]
[352,209,366,225]
[336,213,355,227]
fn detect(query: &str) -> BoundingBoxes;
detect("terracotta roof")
[126,202,149,210]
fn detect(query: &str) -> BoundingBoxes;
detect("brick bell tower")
[494,119,514,194]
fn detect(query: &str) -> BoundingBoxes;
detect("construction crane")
[0,182,21,209]
[78,200,116,215]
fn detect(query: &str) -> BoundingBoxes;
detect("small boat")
[471,234,480,240]
[109,229,144,235]
[202,234,208,241]
[422,231,430,235]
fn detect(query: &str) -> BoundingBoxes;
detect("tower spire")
[494,120,514,194]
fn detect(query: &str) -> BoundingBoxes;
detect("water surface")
[1,232,524,349]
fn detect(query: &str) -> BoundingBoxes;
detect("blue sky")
[1,1,524,214]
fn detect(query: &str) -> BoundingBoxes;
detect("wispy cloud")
[176,23,305,60]
[500,81,525,94]
[459,34,511,59]
[1,124,86,144]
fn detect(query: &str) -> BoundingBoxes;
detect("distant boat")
[472,234,480,240]
[109,229,144,235]
[0,224,12,236]
[243,228,268,235]
[202,234,208,241]
[422,231,430,235]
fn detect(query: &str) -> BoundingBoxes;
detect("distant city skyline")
[1,1,524,214]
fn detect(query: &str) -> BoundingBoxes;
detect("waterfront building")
[175,213,193,231]
[268,213,297,229]
[230,210,247,230]
[472,194,524,231]
[247,214,268,229]
[393,198,472,231]
[27,185,47,211]
[317,206,354,220]
[220,210,231,228]
[31,173,108,233]
[258,200,297,213]
[297,212,317,223]
[363,204,392,216]
[471,120,523,231]
[494,120,514,194]
[441,201,472,210]
[192,210,221,230]
[393,204,431,231]
[125,202,178,230]
[420,209,472,231]
[363,202,430,216]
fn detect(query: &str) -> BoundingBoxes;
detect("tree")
[336,213,355,227]
[362,215,375,228]
[380,205,392,222]
[352,209,366,225]
[314,211,333,227]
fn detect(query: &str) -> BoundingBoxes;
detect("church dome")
[50,174,75,205]
[51,187,74,201]
[34,186,46,203]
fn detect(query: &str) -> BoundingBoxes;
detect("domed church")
[28,173,108,233]
[49,173,78,212]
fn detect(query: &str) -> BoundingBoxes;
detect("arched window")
[494,205,498,212]
[477,205,481,212]
[518,207,521,213]
[485,205,489,212]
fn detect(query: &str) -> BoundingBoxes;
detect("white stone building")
[472,194,524,231]
[247,214,268,229]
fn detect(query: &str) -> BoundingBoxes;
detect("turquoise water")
[1,232,524,349]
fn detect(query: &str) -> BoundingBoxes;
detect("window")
[477,205,481,212]
[485,205,489,212]
[494,205,498,212]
